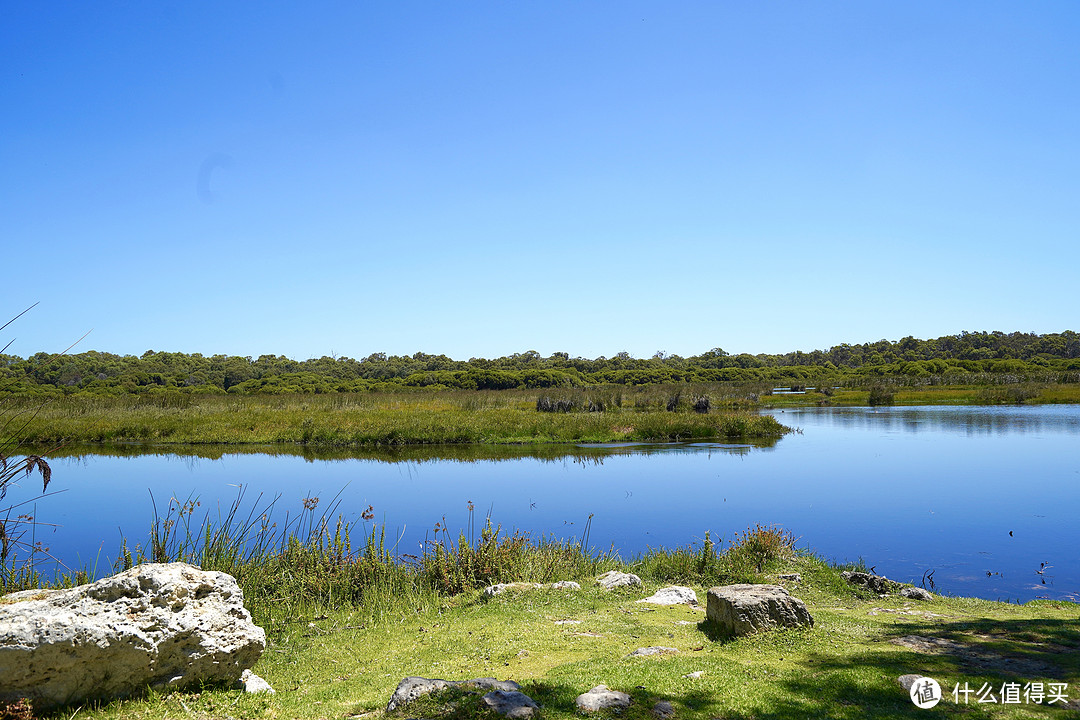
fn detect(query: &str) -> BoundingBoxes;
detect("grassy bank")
[6,508,1079,720]
[9,389,787,446]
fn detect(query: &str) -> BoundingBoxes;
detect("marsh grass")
[9,388,788,447]
[0,390,59,593]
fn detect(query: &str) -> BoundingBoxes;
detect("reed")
[9,389,790,447]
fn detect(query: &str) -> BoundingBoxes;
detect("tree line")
[1,330,1078,396]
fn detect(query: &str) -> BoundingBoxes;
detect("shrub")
[868,385,894,406]
[727,524,795,574]
[536,396,576,413]
[666,391,681,412]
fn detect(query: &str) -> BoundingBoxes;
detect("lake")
[14,404,1080,602]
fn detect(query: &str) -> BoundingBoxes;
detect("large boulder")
[0,563,265,709]
[706,584,814,637]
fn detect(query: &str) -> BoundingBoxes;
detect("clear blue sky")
[4,2,1078,361]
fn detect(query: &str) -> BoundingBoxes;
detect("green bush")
[867,385,894,406]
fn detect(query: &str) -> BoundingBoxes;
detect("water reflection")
[777,404,1080,436]
[19,405,1080,603]
[41,436,779,465]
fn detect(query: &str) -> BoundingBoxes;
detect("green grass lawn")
[34,552,1079,720]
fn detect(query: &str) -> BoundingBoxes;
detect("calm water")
[17,405,1080,602]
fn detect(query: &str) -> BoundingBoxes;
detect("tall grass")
[8,388,790,447]
[104,489,621,629]
[630,525,797,586]
[0,389,58,593]
[16,482,803,637]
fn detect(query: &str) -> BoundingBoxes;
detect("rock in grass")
[637,586,697,605]
[484,582,542,597]
[898,674,926,691]
[628,646,680,657]
[596,571,642,590]
[0,563,265,711]
[238,669,275,694]
[386,677,525,713]
[481,689,540,718]
[778,573,802,583]
[900,587,934,601]
[576,685,631,713]
[841,571,896,594]
[653,699,676,718]
[706,584,814,637]
[386,677,457,712]
[550,580,581,590]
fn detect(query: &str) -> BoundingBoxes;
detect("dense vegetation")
[6,388,789,447]
[3,330,1078,397]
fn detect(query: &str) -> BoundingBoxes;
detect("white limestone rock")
[238,669,275,694]
[637,586,698,605]
[0,563,265,710]
[596,571,642,590]
[550,580,581,590]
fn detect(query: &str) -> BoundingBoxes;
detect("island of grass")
[11,389,790,447]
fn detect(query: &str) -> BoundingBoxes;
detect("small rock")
[898,674,925,691]
[637,586,698,605]
[628,646,679,657]
[481,689,540,718]
[900,587,933,601]
[674,620,697,626]
[550,581,581,590]
[554,620,581,625]
[683,670,705,679]
[841,571,896,594]
[653,699,675,718]
[464,678,523,693]
[576,685,631,713]
[238,669,275,694]
[484,583,542,597]
[386,677,455,712]
[596,571,642,589]
[778,573,802,583]
[385,677,522,712]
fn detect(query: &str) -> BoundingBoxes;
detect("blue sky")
[3,2,1078,361]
